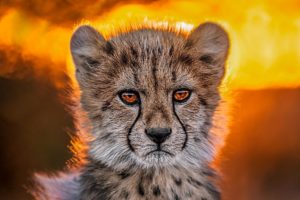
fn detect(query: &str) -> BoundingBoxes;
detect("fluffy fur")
[32,22,229,200]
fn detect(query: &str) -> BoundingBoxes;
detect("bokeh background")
[1,0,300,199]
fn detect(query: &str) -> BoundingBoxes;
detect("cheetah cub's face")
[71,23,229,170]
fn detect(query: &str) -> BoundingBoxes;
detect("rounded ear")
[70,25,106,73]
[188,22,229,66]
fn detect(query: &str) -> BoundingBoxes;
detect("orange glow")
[1,3,299,199]
[1,1,300,90]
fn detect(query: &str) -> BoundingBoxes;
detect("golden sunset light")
[0,1,299,199]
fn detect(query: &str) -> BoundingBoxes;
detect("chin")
[139,150,176,168]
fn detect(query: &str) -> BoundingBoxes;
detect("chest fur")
[80,166,219,200]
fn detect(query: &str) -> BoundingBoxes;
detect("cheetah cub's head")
[71,23,229,170]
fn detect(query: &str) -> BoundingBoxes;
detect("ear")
[70,25,106,74]
[187,22,229,86]
[188,22,229,65]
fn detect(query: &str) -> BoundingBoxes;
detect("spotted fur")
[32,22,229,200]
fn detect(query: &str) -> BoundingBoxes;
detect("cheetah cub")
[33,22,229,200]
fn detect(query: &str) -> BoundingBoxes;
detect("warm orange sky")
[0,0,300,90]
[0,2,300,199]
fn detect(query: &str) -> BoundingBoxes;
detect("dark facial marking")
[173,177,182,186]
[118,170,131,179]
[146,47,151,54]
[194,137,201,143]
[130,46,138,59]
[151,49,157,66]
[93,91,99,98]
[152,65,158,90]
[152,185,161,196]
[172,100,188,150]
[86,56,100,67]
[137,181,145,196]
[179,54,193,65]
[174,193,180,200]
[127,101,142,152]
[187,176,203,187]
[121,52,128,65]
[199,54,214,64]
[169,45,174,56]
[171,71,177,82]
[145,170,154,181]
[184,39,194,50]
[199,97,208,106]
[104,41,114,55]
[101,101,111,111]
[158,46,163,55]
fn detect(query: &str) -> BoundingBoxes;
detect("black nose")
[145,128,171,144]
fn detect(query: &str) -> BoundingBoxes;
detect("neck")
[79,158,220,200]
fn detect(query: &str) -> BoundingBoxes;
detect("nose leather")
[145,127,171,144]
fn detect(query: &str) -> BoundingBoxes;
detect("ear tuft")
[70,25,106,73]
[188,22,229,65]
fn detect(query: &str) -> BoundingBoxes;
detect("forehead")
[106,30,198,92]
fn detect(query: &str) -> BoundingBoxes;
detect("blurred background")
[0,0,300,199]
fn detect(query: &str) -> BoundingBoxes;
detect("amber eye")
[119,91,139,105]
[173,89,191,102]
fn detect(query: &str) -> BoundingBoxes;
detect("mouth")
[145,149,174,157]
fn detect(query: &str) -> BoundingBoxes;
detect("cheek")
[100,104,139,132]
[167,121,186,148]
[176,99,201,119]
[184,109,207,144]
[175,101,205,132]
